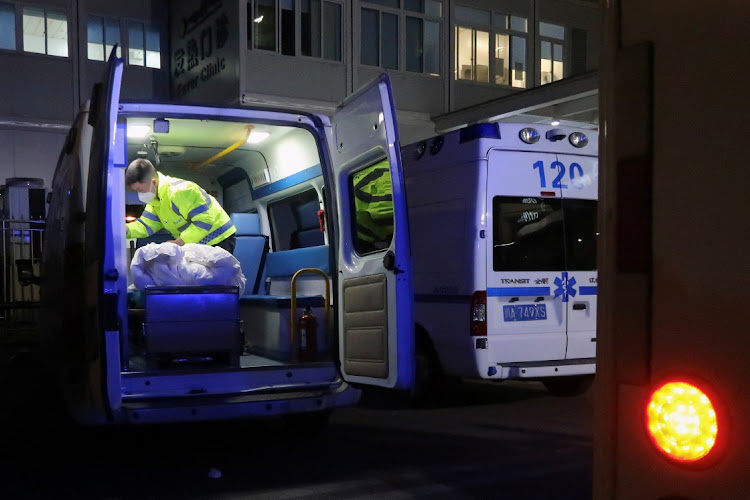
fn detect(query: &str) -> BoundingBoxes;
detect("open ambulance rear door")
[330,74,414,390]
[42,49,126,424]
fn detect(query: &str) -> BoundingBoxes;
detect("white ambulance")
[39,52,414,426]
[401,123,598,396]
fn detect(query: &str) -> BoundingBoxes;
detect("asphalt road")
[0,353,593,499]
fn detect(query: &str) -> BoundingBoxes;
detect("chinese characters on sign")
[173,0,231,98]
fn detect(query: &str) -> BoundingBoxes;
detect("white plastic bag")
[130,242,246,294]
[180,243,247,293]
[130,243,184,289]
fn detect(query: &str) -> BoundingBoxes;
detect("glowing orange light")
[646,381,718,462]
[125,216,136,222]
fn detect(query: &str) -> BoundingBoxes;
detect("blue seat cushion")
[261,245,330,282]
[229,212,268,294]
[231,213,261,236]
[293,228,324,248]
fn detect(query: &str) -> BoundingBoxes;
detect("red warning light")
[646,381,718,462]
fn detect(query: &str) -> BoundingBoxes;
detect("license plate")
[503,304,547,322]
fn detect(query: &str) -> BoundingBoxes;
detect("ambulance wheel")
[542,375,594,397]
[410,330,444,405]
[283,410,332,441]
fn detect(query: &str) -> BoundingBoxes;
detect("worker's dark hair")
[125,158,156,186]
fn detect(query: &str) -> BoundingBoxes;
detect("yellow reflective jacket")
[352,160,394,244]
[126,173,236,245]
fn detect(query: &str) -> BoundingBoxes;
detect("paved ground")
[0,351,593,499]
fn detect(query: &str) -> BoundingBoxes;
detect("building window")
[455,7,526,88]
[0,2,15,51]
[127,22,160,68]
[508,15,528,89]
[495,15,527,88]
[299,0,342,61]
[404,0,441,74]
[361,8,398,69]
[381,11,398,69]
[539,21,564,85]
[87,16,121,61]
[254,0,276,51]
[455,25,489,82]
[22,7,68,57]
[280,0,294,55]
[249,0,343,61]
[322,1,341,60]
[360,8,378,65]
[300,0,320,57]
[361,0,441,74]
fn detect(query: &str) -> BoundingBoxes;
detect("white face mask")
[137,180,157,203]
[138,191,156,203]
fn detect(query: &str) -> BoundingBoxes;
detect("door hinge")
[104,269,119,281]
[382,250,404,274]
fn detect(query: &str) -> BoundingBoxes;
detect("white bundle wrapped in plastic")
[130,242,246,295]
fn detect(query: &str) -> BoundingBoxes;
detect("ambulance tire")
[409,329,445,406]
[542,375,594,397]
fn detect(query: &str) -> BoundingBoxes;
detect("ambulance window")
[267,189,323,251]
[350,160,394,255]
[563,199,597,270]
[493,196,565,271]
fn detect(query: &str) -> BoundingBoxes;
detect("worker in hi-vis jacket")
[125,158,237,254]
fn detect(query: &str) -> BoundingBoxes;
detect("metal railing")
[0,219,45,344]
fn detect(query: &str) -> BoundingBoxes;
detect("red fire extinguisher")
[298,306,317,362]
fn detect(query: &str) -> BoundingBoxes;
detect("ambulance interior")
[122,116,335,374]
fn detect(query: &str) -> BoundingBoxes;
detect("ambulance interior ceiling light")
[153,118,170,134]
[247,131,270,144]
[127,125,151,138]
[550,120,561,126]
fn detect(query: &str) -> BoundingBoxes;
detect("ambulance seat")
[290,199,324,248]
[230,213,269,295]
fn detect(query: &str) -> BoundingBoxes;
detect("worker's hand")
[166,238,185,246]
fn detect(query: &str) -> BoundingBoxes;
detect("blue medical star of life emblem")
[554,271,577,302]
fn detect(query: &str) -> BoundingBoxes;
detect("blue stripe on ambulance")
[487,287,551,296]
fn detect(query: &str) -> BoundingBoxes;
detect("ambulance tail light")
[470,291,487,336]
[646,380,719,463]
